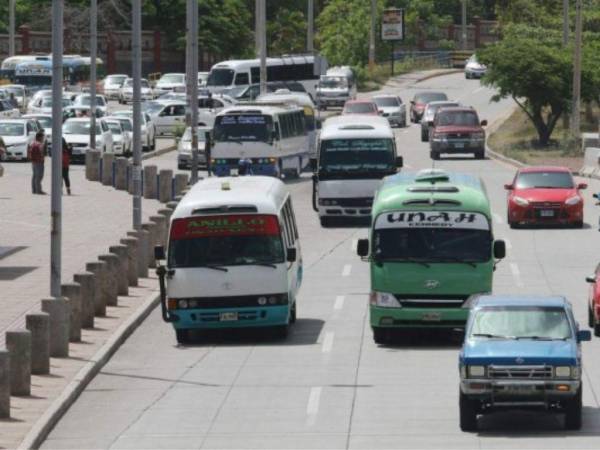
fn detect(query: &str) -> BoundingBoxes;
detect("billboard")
[381,8,405,41]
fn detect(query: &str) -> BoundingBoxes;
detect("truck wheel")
[421,130,428,142]
[564,386,582,430]
[273,324,288,339]
[175,329,191,345]
[430,150,440,160]
[372,327,389,344]
[290,302,297,324]
[320,217,330,228]
[459,391,478,432]
[475,149,485,159]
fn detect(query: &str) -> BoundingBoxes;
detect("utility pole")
[255,0,260,57]
[570,0,582,139]
[89,0,97,153]
[259,0,267,95]
[461,0,468,51]
[369,0,376,73]
[190,0,199,185]
[50,0,63,297]
[563,0,570,46]
[8,0,15,57]
[132,0,142,230]
[307,0,314,54]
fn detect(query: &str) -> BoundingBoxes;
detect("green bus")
[356,169,506,343]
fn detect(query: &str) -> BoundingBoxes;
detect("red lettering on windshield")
[170,214,280,240]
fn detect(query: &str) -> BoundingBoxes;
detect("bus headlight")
[178,299,189,309]
[369,291,400,308]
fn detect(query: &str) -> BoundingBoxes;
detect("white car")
[102,74,128,100]
[177,126,210,169]
[198,71,209,87]
[112,110,156,151]
[0,119,37,161]
[0,99,20,118]
[27,90,52,112]
[119,78,154,104]
[63,118,113,162]
[23,113,54,153]
[27,96,72,115]
[465,55,487,79]
[105,115,133,154]
[146,101,186,136]
[0,84,27,109]
[154,73,186,95]
[372,95,406,127]
[104,118,130,156]
[72,94,109,116]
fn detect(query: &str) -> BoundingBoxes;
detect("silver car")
[177,126,210,170]
[372,95,406,127]
[420,101,460,142]
[465,55,487,79]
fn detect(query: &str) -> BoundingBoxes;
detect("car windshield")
[223,86,246,97]
[515,171,574,189]
[5,87,23,95]
[319,76,347,88]
[63,121,102,135]
[106,122,122,134]
[320,139,395,171]
[214,114,273,143]
[373,97,400,107]
[74,96,106,107]
[168,215,284,268]
[207,68,235,87]
[117,119,133,131]
[415,92,448,103]
[34,117,52,128]
[144,102,164,114]
[106,75,126,86]
[160,74,184,84]
[0,123,25,136]
[470,306,572,340]
[425,103,459,118]
[436,111,479,126]
[182,128,207,142]
[42,98,71,107]
[344,103,376,114]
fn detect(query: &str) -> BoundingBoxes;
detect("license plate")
[504,385,535,393]
[219,312,238,322]
[422,312,442,322]
[72,148,82,155]
[540,210,554,217]
[453,142,465,148]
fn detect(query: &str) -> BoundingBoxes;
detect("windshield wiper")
[241,261,277,269]
[438,257,477,268]
[515,335,566,341]
[196,264,229,272]
[375,257,430,268]
[472,333,515,339]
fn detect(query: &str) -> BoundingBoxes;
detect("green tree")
[268,8,307,56]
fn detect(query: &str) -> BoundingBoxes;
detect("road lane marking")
[306,387,322,425]
[334,295,345,310]
[509,262,524,287]
[342,264,352,277]
[492,213,504,225]
[322,331,335,353]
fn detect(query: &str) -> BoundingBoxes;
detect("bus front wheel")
[273,324,288,339]
[175,329,191,345]
[372,327,389,344]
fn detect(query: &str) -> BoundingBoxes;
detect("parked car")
[62,117,113,162]
[27,96,72,115]
[0,118,37,161]
[459,295,591,431]
[112,110,156,151]
[420,100,461,141]
[505,166,586,228]
[102,74,128,100]
[0,84,27,109]
[0,99,20,118]
[198,71,209,87]
[154,73,186,95]
[23,114,53,153]
[342,100,379,116]
[104,118,130,156]
[429,106,487,160]
[72,94,109,116]
[119,78,154,104]
[105,115,133,155]
[465,54,487,79]
[409,91,448,123]
[177,126,210,169]
[372,95,406,127]
[146,101,186,136]
[27,89,52,112]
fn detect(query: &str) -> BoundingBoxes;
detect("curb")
[141,144,176,161]
[413,69,463,84]
[484,104,528,169]
[19,291,161,450]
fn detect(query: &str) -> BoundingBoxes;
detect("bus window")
[214,114,273,143]
[234,72,249,86]
[251,67,260,84]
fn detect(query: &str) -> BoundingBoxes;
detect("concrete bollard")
[85,149,101,181]
[109,245,129,296]
[120,238,139,287]
[150,215,167,247]
[0,351,9,418]
[143,165,158,199]
[98,254,120,306]
[158,169,174,203]
[141,222,158,268]
[86,262,108,317]
[73,273,95,329]
[114,157,129,190]
[127,230,149,278]
[6,330,31,396]
[25,313,50,375]
[173,173,189,197]
[61,283,82,342]
[101,153,115,186]
[41,298,70,358]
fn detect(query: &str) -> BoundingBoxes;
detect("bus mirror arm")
[311,175,319,212]
[156,265,179,323]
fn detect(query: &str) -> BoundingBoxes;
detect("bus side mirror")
[504,184,513,190]
[154,246,166,261]
[286,248,297,263]
[396,156,403,168]
[357,239,369,257]
[493,240,506,259]
[310,158,317,171]
[271,130,278,141]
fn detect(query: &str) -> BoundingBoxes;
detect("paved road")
[43,73,600,449]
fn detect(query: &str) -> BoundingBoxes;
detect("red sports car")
[586,268,600,336]
[505,166,586,228]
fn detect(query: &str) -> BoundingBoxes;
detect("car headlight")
[468,365,486,378]
[555,366,572,378]
[432,133,448,142]
[369,291,401,308]
[513,196,529,206]
[565,195,582,206]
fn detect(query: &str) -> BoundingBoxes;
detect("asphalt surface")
[42,73,600,449]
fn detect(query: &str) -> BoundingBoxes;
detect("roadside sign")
[382,8,405,41]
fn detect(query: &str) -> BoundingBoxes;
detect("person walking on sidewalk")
[29,130,46,194]
[62,137,72,195]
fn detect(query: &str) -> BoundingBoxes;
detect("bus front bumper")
[212,158,279,177]
[171,305,290,330]
[370,305,469,328]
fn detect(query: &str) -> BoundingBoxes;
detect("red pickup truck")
[429,107,487,160]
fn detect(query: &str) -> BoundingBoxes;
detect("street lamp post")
[369,0,376,73]
[9,0,15,57]
[132,0,142,230]
[89,0,97,152]
[190,0,199,185]
[259,0,267,95]
[307,0,314,54]
[461,0,468,51]
[571,0,582,139]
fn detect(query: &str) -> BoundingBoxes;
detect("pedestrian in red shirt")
[62,137,71,195]
[29,130,46,194]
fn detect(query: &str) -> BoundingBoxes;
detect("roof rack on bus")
[407,186,459,193]
[414,169,450,183]
[403,199,462,206]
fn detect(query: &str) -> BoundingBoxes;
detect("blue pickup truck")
[459,295,591,431]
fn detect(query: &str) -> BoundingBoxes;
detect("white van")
[156,176,303,344]
[316,66,357,110]
[312,115,402,227]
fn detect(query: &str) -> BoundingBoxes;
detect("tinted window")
[344,103,377,114]
[373,97,400,107]
[234,72,249,85]
[207,68,234,87]
[414,92,448,103]
[0,123,25,136]
[436,111,479,126]
[320,139,395,170]
[515,171,574,189]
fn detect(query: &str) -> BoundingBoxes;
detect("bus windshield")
[15,75,52,87]
[168,215,284,268]
[214,114,273,143]
[319,76,347,88]
[373,211,491,263]
[207,68,235,87]
[320,139,395,171]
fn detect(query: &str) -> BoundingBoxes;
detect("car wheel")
[290,302,297,324]
[573,220,584,229]
[475,149,485,160]
[175,328,191,345]
[564,386,582,430]
[372,327,390,344]
[421,130,428,142]
[319,217,331,228]
[273,324,288,339]
[459,391,478,432]
[589,305,595,328]
[465,73,470,79]
[430,150,440,160]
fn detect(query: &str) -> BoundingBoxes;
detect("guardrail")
[391,51,452,68]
